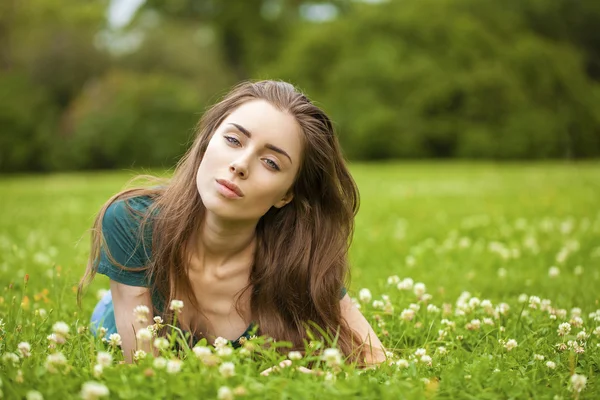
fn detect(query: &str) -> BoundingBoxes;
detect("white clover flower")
[153,337,169,350]
[466,319,481,330]
[166,359,182,374]
[47,333,65,345]
[409,303,420,312]
[17,342,31,358]
[483,318,494,326]
[136,328,153,342]
[52,321,70,337]
[548,266,560,278]
[427,304,439,313]
[504,339,518,351]
[570,316,584,328]
[397,278,414,291]
[80,381,109,400]
[413,283,426,297]
[395,359,409,368]
[153,316,164,324]
[45,352,67,373]
[518,294,528,303]
[214,336,229,348]
[556,309,568,319]
[400,308,415,321]
[468,297,481,309]
[534,354,545,361]
[25,390,44,400]
[528,296,541,309]
[288,351,302,361]
[558,322,571,336]
[169,299,184,313]
[219,362,235,378]
[387,275,400,285]
[546,361,556,369]
[480,299,493,309]
[216,346,233,357]
[358,288,372,303]
[193,346,212,360]
[571,307,582,317]
[92,364,103,378]
[322,348,342,367]
[133,305,150,323]
[153,357,167,369]
[420,355,432,365]
[217,386,234,400]
[96,352,112,368]
[134,350,147,361]
[576,330,588,341]
[540,299,552,312]
[108,333,122,347]
[36,308,48,318]
[570,374,587,393]
[593,327,600,337]
[372,300,384,309]
[2,352,19,364]
[436,346,447,355]
[97,327,107,339]
[414,348,427,357]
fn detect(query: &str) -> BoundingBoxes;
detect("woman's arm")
[110,280,157,363]
[340,294,387,365]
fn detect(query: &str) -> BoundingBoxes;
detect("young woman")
[78,80,386,365]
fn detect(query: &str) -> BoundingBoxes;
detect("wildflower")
[153,337,169,350]
[322,348,342,367]
[216,346,233,357]
[45,352,67,373]
[420,355,432,365]
[483,318,494,326]
[96,352,112,368]
[548,266,560,278]
[409,303,420,312]
[387,275,400,285]
[134,350,147,361]
[26,391,43,400]
[2,352,19,364]
[166,359,182,374]
[36,308,48,318]
[214,337,228,348]
[133,305,150,323]
[372,300,384,309]
[427,304,439,313]
[534,354,545,361]
[555,343,568,352]
[557,323,571,336]
[395,359,409,368]
[504,339,518,351]
[466,319,481,330]
[570,374,587,393]
[400,309,415,321]
[153,357,167,369]
[92,364,103,378]
[518,294,528,303]
[169,299,184,313]
[413,283,426,297]
[108,333,122,347]
[546,361,556,369]
[217,386,234,400]
[556,309,567,319]
[397,278,414,290]
[153,316,163,324]
[193,346,212,360]
[17,342,31,358]
[528,296,541,309]
[97,327,107,339]
[593,327,600,337]
[52,321,70,337]
[358,288,372,303]
[136,328,153,343]
[576,330,588,341]
[441,319,456,330]
[468,297,481,309]
[570,316,583,328]
[414,348,427,357]
[80,381,109,400]
[219,362,235,378]
[571,308,582,317]
[288,351,302,361]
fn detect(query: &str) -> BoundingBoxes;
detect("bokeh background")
[1,0,600,173]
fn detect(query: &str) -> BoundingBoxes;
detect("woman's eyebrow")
[229,123,293,164]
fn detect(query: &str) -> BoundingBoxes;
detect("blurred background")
[1,0,599,173]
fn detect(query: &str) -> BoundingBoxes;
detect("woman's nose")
[229,160,248,178]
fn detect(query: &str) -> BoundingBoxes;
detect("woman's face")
[196,99,303,221]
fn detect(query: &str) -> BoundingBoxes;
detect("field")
[0,162,599,399]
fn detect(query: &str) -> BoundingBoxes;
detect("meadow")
[0,161,598,399]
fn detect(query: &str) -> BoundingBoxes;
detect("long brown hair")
[78,80,365,363]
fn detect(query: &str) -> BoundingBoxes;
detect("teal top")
[93,196,347,348]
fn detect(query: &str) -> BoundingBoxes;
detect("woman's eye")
[264,159,280,171]
[224,136,241,146]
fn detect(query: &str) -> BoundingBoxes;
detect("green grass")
[0,161,599,399]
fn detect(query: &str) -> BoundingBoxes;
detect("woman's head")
[80,80,365,363]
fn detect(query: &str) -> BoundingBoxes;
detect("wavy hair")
[78,80,364,363]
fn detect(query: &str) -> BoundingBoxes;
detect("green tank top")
[94,196,347,347]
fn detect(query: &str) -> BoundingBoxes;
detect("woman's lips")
[215,179,244,199]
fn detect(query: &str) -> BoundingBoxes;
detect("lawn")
[0,161,598,399]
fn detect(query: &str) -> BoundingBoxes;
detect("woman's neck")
[191,211,257,276]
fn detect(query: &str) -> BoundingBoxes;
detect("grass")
[0,161,598,399]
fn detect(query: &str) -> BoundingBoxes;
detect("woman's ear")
[274,191,294,209]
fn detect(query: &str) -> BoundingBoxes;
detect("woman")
[78,80,386,365]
